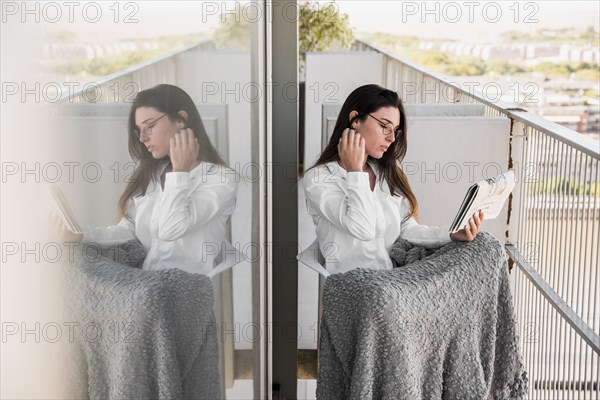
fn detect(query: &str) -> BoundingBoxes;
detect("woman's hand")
[338,128,365,172]
[170,128,200,172]
[450,210,484,242]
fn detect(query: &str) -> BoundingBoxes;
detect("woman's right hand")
[337,128,366,172]
[170,128,200,172]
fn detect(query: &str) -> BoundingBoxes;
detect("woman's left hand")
[450,210,484,242]
[170,128,200,172]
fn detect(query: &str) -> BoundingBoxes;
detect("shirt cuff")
[439,223,453,242]
[80,224,94,242]
[346,171,369,187]
[165,171,191,187]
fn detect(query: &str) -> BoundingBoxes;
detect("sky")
[16,0,598,43]
[337,0,600,41]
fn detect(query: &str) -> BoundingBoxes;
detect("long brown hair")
[310,84,418,222]
[118,84,226,219]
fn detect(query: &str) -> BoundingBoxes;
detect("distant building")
[419,40,599,65]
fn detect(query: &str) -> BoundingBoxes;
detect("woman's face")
[135,106,183,159]
[350,106,400,159]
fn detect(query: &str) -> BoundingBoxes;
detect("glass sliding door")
[1,1,268,399]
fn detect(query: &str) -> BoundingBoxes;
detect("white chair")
[296,239,330,278]
[208,241,246,279]
[297,239,329,366]
[207,240,246,390]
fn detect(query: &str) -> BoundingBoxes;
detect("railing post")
[508,120,527,249]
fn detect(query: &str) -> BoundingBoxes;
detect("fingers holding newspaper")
[47,186,83,243]
[448,169,514,242]
[449,209,484,242]
[47,209,83,243]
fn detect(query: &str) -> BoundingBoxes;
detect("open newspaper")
[49,185,82,235]
[449,170,516,233]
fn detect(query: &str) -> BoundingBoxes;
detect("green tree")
[298,1,354,66]
[212,1,354,70]
[531,62,573,77]
[576,68,600,82]
[488,61,525,76]
[212,3,251,51]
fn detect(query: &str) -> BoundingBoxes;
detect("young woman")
[56,84,239,275]
[301,84,484,274]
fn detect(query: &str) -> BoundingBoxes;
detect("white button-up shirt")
[82,160,239,275]
[301,159,452,274]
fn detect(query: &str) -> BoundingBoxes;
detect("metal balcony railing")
[354,38,600,399]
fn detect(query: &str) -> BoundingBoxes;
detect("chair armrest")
[297,239,330,278]
[208,241,246,279]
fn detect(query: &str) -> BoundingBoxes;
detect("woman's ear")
[348,110,359,128]
[177,111,188,127]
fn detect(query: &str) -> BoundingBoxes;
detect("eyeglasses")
[134,113,169,138]
[366,113,402,138]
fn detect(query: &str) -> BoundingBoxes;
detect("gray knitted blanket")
[67,239,221,400]
[316,232,528,399]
